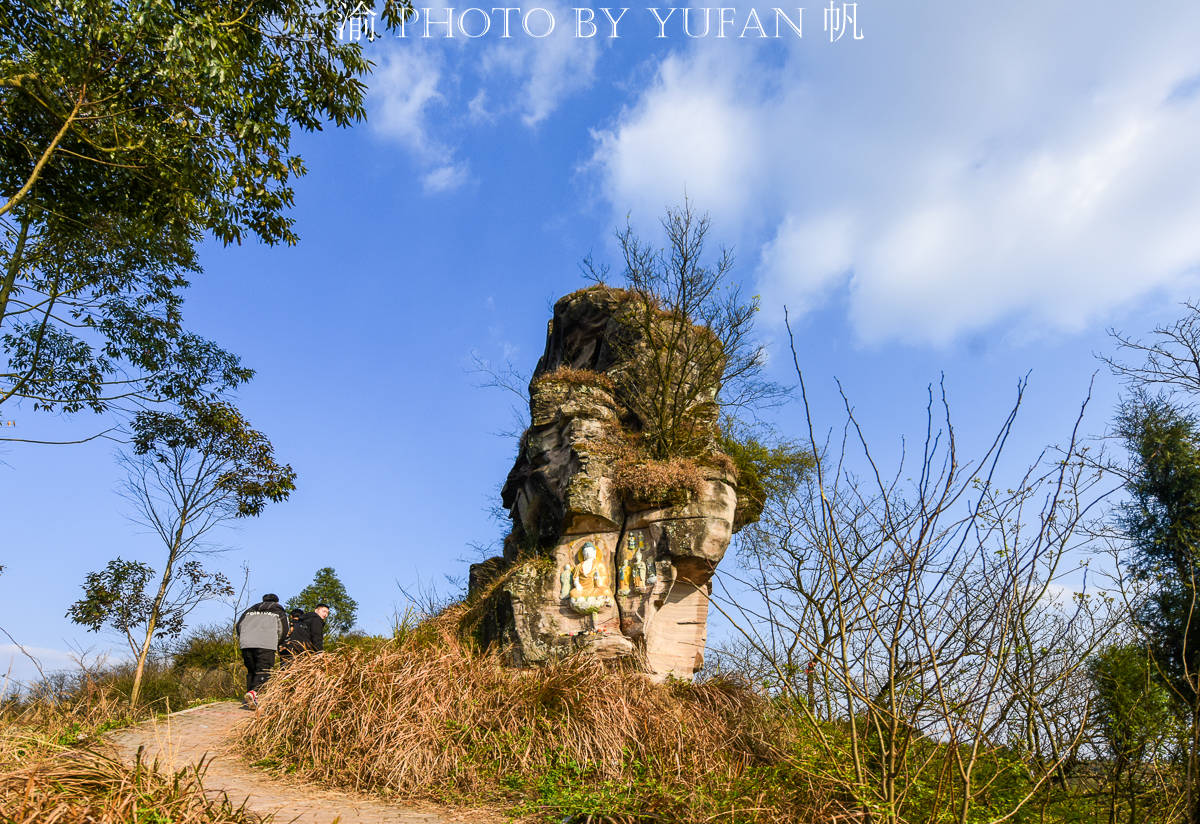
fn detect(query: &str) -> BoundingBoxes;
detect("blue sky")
[5,0,1200,682]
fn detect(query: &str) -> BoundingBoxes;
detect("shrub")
[172,623,240,671]
[325,631,392,655]
[718,434,813,525]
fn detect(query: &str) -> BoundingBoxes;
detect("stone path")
[107,702,499,824]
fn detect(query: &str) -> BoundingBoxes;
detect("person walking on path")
[236,593,288,709]
[278,607,311,665]
[302,604,330,652]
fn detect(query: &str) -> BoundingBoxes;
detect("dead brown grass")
[532,366,617,394]
[611,454,707,507]
[236,615,842,822]
[0,741,259,824]
[589,429,709,507]
[0,649,254,824]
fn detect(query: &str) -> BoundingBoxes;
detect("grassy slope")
[237,612,845,824]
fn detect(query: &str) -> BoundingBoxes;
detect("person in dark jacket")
[304,604,329,652]
[279,608,311,665]
[236,593,288,709]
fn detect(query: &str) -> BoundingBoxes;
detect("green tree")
[1089,643,1177,824]
[1118,397,1200,695]
[0,0,410,436]
[288,567,357,634]
[1116,394,1200,821]
[718,427,813,527]
[67,557,232,691]
[68,401,295,705]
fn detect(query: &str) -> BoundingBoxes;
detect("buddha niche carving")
[563,539,613,614]
[618,532,654,596]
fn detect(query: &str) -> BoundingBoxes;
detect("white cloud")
[370,45,474,194]
[366,2,600,185]
[422,162,471,193]
[591,3,1200,346]
[467,89,493,123]
[370,45,446,156]
[591,49,770,231]
[477,0,600,126]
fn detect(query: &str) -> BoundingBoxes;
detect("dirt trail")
[107,701,495,824]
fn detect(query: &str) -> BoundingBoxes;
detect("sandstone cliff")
[469,286,754,679]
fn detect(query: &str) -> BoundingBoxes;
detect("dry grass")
[236,614,844,822]
[0,645,251,824]
[611,454,707,507]
[532,366,617,394]
[701,450,737,477]
[0,741,259,824]
[588,429,710,507]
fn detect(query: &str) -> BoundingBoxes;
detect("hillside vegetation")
[237,609,846,823]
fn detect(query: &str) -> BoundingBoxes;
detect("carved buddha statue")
[566,540,612,614]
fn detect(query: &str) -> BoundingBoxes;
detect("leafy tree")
[68,558,155,649]
[0,0,410,436]
[1116,394,1200,820]
[68,400,295,705]
[1089,643,1177,824]
[718,427,813,526]
[1117,397,1200,698]
[582,199,784,459]
[288,567,358,634]
[67,558,232,683]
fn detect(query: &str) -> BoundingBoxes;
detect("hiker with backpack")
[278,603,330,665]
[278,608,311,665]
[236,593,288,709]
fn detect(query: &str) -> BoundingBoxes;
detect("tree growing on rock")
[68,401,295,705]
[289,567,358,635]
[582,198,785,460]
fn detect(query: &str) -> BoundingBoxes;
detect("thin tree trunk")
[0,208,31,330]
[129,522,186,706]
[129,612,158,707]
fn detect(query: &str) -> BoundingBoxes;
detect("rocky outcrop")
[469,286,753,680]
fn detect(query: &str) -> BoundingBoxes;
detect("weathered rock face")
[470,287,750,680]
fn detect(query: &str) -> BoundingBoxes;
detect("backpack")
[282,615,313,653]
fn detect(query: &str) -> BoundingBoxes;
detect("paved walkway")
[107,702,496,824]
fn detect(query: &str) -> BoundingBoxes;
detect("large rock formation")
[469,287,755,680]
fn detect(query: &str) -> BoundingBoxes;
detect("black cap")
[263,593,279,602]
[289,608,304,619]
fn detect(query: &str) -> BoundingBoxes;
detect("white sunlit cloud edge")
[589,2,1200,348]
